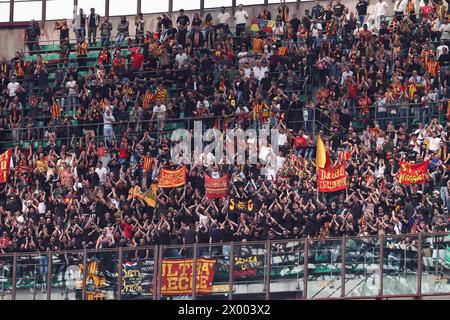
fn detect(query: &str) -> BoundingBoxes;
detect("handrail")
[1,231,447,258]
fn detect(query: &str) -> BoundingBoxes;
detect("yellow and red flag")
[0,148,12,183]
[398,160,429,185]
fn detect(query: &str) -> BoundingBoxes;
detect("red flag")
[205,173,228,198]
[398,160,429,185]
[317,164,347,193]
[157,166,186,188]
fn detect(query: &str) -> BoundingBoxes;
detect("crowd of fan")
[0,1,448,254]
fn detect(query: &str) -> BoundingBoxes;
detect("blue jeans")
[116,33,126,45]
[67,93,77,114]
[39,255,48,277]
[100,36,110,47]
[377,111,387,128]
[399,108,408,124]
[422,107,430,124]
[75,28,86,41]
[305,148,313,160]
[222,245,231,261]
[358,15,366,25]
[104,126,114,143]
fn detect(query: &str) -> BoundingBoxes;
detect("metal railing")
[0,232,448,300]
[0,98,447,150]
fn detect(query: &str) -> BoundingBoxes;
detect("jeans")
[56,98,65,110]
[412,106,421,122]
[222,245,231,261]
[202,27,214,46]
[160,30,170,42]
[376,15,385,30]
[304,109,313,133]
[75,28,86,41]
[394,11,404,21]
[67,93,77,114]
[358,15,366,25]
[399,108,408,124]
[422,107,430,124]
[88,27,97,46]
[377,111,387,128]
[305,147,313,160]
[26,38,39,54]
[440,187,449,213]
[39,255,48,278]
[236,23,245,37]
[116,33,126,45]
[11,127,20,141]
[104,125,114,143]
[100,36,110,47]
[296,148,306,157]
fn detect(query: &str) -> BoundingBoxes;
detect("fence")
[0,232,449,300]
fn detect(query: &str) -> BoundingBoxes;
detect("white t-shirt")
[153,104,167,119]
[310,22,322,37]
[394,0,407,12]
[234,10,248,25]
[439,23,450,40]
[341,70,354,85]
[428,137,441,152]
[66,80,77,94]
[278,133,288,146]
[252,65,268,81]
[95,167,108,184]
[38,202,46,214]
[375,1,388,16]
[218,12,231,24]
[7,82,20,97]
[437,44,449,58]
[175,53,188,69]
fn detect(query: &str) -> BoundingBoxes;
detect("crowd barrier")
[0,232,448,300]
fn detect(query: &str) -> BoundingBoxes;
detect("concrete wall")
[0,0,399,59]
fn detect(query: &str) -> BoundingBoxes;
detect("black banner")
[228,196,260,214]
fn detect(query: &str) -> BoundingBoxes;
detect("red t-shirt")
[0,236,9,248]
[348,83,358,99]
[421,5,433,19]
[118,147,128,159]
[97,146,107,157]
[294,136,307,149]
[123,223,134,239]
[131,52,144,70]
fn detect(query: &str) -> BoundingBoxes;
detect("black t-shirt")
[197,229,209,244]
[157,229,170,245]
[333,4,345,17]
[89,14,97,28]
[177,15,190,26]
[356,1,368,15]
[210,228,221,243]
[221,228,234,242]
[181,228,196,244]
[192,18,202,27]
[290,18,301,32]
[439,53,450,67]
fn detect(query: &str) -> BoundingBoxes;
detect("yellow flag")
[316,135,327,169]
[141,183,157,207]
[250,19,260,32]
